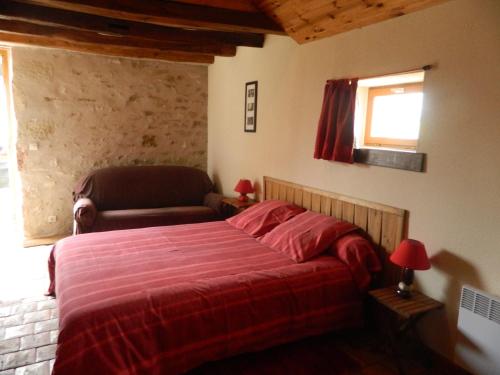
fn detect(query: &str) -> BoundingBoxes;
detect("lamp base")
[238,194,249,202]
[396,282,411,298]
[396,268,414,299]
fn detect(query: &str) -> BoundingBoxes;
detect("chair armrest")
[73,198,97,234]
[203,192,224,215]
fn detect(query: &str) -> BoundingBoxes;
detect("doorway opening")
[0,49,50,302]
[0,48,20,247]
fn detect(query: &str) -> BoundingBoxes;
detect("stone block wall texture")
[11,47,208,239]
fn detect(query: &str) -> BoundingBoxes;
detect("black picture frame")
[244,81,258,133]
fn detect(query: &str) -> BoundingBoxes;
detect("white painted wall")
[208,0,500,364]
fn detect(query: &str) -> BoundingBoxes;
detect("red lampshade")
[234,179,254,194]
[390,239,431,270]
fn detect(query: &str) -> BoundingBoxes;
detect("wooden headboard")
[263,176,407,286]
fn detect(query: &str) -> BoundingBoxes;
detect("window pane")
[370,93,423,140]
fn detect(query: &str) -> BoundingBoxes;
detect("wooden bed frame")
[263,176,408,286]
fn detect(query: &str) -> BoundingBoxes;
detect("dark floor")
[0,295,451,375]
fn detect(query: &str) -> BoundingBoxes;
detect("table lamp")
[390,239,430,298]
[234,179,254,202]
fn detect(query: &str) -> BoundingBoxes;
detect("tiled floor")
[0,296,58,375]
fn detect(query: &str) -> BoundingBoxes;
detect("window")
[355,71,425,151]
[365,82,423,148]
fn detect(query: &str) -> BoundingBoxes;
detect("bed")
[48,176,406,375]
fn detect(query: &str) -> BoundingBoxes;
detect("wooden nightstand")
[221,197,257,217]
[369,287,444,374]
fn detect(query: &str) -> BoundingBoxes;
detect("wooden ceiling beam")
[0,18,236,57]
[15,0,285,35]
[175,0,260,13]
[0,30,214,63]
[0,1,265,48]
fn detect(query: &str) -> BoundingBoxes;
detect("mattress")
[48,221,363,374]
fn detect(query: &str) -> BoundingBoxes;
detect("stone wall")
[11,47,208,239]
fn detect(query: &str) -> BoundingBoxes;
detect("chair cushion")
[93,206,218,232]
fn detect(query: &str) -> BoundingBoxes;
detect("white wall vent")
[460,287,474,311]
[490,300,500,325]
[456,285,500,375]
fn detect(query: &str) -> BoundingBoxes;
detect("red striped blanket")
[48,221,364,374]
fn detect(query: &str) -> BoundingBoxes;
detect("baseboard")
[428,348,471,375]
[23,235,67,248]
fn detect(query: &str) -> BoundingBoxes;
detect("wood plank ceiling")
[255,0,451,44]
[0,0,449,63]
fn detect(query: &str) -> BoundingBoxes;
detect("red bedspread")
[48,221,364,375]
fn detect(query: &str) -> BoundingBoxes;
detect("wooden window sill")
[353,148,425,172]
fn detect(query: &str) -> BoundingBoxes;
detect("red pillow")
[331,233,382,290]
[226,200,305,237]
[259,210,358,262]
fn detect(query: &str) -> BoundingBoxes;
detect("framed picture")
[244,81,257,132]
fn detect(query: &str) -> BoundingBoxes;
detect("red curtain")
[313,79,358,163]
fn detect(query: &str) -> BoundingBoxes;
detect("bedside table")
[369,287,444,374]
[221,197,257,217]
